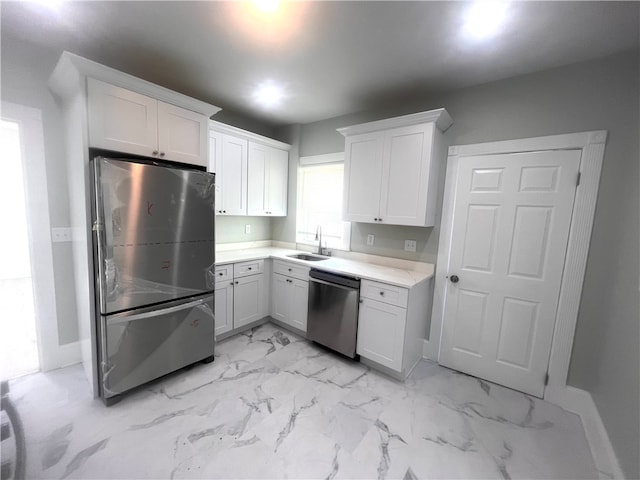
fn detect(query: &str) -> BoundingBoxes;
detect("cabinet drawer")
[273,259,310,281]
[214,264,233,284]
[234,259,264,278]
[360,279,408,308]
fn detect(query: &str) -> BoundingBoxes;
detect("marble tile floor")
[7,323,597,479]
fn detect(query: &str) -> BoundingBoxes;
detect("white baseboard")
[41,341,81,372]
[542,385,624,479]
[422,338,437,361]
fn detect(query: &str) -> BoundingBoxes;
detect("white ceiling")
[2,1,638,127]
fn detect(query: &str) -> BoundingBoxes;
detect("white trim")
[337,108,453,136]
[552,386,624,479]
[299,152,344,166]
[1,102,75,372]
[430,130,607,393]
[51,341,81,371]
[49,52,220,117]
[209,120,291,150]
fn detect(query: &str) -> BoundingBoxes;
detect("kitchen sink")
[287,253,329,262]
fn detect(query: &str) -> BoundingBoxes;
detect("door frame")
[428,130,607,402]
[2,101,62,372]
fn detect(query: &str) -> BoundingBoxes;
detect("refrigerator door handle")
[107,297,210,325]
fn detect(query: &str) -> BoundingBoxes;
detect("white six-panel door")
[439,149,581,397]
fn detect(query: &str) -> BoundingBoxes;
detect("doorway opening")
[0,119,40,380]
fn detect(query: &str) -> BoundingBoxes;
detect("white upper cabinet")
[247,142,288,216]
[339,108,452,227]
[214,134,248,216]
[342,132,385,223]
[157,102,208,166]
[209,121,290,217]
[88,78,210,167]
[88,78,158,156]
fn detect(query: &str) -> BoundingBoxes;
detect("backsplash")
[349,223,439,264]
[215,216,272,244]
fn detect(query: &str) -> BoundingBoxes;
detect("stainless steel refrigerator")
[91,156,215,405]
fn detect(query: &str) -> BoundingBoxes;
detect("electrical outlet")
[245,224,251,234]
[404,239,417,252]
[367,234,375,246]
[51,227,72,243]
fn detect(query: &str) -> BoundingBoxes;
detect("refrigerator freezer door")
[100,294,214,399]
[94,157,215,314]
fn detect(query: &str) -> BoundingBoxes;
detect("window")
[296,163,350,251]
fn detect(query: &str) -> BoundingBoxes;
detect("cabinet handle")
[223,210,227,213]
[288,268,292,272]
[230,282,234,286]
[378,218,383,222]
[379,291,385,296]
[159,152,165,157]
[218,272,223,276]
[152,150,159,155]
[359,298,363,304]
[248,267,252,270]
[235,281,239,285]
[374,218,378,221]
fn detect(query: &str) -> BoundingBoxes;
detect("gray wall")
[284,51,640,478]
[216,216,271,244]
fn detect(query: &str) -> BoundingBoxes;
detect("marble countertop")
[215,247,434,288]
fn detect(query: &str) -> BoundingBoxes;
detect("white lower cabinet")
[272,273,309,332]
[234,274,266,329]
[271,259,310,332]
[214,282,234,336]
[214,260,266,338]
[356,278,431,379]
[357,298,406,371]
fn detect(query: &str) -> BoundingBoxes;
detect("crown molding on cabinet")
[209,120,291,150]
[337,108,453,137]
[48,51,221,117]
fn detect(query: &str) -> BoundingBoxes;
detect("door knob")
[449,275,459,283]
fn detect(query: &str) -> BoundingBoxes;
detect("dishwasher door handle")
[309,277,359,292]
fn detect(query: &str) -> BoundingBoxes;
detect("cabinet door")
[157,102,208,167]
[289,278,309,332]
[247,142,268,216]
[271,273,290,324]
[266,148,288,216]
[343,132,384,223]
[356,297,406,371]
[214,282,234,337]
[208,130,222,203]
[379,124,434,226]
[87,78,158,157]
[233,273,265,328]
[218,134,248,216]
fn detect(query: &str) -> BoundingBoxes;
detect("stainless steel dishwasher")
[307,269,360,358]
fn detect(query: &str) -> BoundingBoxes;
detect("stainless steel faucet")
[315,224,322,255]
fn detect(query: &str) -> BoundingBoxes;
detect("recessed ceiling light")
[252,0,280,14]
[252,81,286,108]
[464,1,509,40]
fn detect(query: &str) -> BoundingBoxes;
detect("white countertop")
[215,247,434,288]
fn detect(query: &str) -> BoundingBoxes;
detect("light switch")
[404,240,417,252]
[245,224,251,234]
[367,234,375,246]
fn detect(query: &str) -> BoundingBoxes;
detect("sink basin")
[287,253,329,262]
